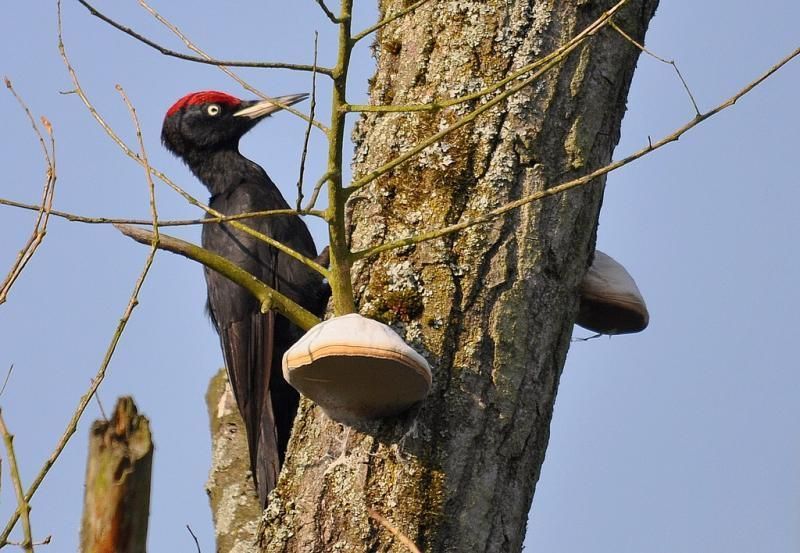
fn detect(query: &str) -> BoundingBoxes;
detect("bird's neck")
[184,148,256,197]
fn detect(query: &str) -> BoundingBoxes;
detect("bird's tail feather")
[221,311,289,506]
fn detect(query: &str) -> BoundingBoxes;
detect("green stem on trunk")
[325,0,357,316]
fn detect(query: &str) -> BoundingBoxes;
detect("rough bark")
[255,1,659,551]
[205,369,263,552]
[80,397,153,553]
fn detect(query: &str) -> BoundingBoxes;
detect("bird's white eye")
[207,104,221,116]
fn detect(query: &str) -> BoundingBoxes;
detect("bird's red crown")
[165,91,241,117]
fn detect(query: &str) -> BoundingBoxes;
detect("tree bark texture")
[205,369,263,552]
[80,397,153,553]
[258,1,659,551]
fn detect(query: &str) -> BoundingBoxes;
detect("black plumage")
[161,91,328,505]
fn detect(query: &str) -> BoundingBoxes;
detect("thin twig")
[56,4,329,278]
[0,198,326,227]
[93,385,109,422]
[3,79,52,166]
[609,19,700,116]
[115,84,159,242]
[1,79,57,306]
[303,171,333,212]
[352,0,434,43]
[112,85,159,433]
[314,0,340,24]
[186,525,201,553]
[0,366,14,398]
[0,411,34,553]
[572,333,602,342]
[347,0,629,192]
[297,32,319,210]
[137,0,328,132]
[353,44,800,260]
[367,508,421,553]
[76,0,332,75]
[4,537,50,548]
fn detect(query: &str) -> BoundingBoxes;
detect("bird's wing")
[205,180,323,505]
[218,309,280,502]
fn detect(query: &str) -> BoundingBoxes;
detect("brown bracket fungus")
[282,313,432,423]
[576,250,649,335]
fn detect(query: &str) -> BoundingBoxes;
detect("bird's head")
[161,91,307,159]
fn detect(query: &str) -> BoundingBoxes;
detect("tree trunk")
[257,1,658,551]
[205,369,262,552]
[80,397,153,553]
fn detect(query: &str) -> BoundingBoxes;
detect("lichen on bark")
[206,369,263,552]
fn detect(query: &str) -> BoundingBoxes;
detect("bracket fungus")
[282,313,432,423]
[576,250,649,335]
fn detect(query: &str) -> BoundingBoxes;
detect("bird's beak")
[233,93,309,119]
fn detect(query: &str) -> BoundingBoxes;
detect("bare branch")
[3,537,50,548]
[0,198,326,227]
[1,78,56,306]
[320,0,357,315]
[610,19,701,116]
[352,0,434,43]
[0,366,13,398]
[137,0,328,132]
[314,0,341,24]
[572,333,603,342]
[92,386,109,422]
[297,32,320,209]
[3,78,52,166]
[114,224,321,331]
[0,412,34,552]
[353,44,800,260]
[115,84,159,243]
[186,525,201,553]
[303,171,333,212]
[367,509,421,553]
[76,0,332,75]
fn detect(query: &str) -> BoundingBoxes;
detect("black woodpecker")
[161,91,328,506]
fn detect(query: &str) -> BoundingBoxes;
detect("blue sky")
[1,1,798,551]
